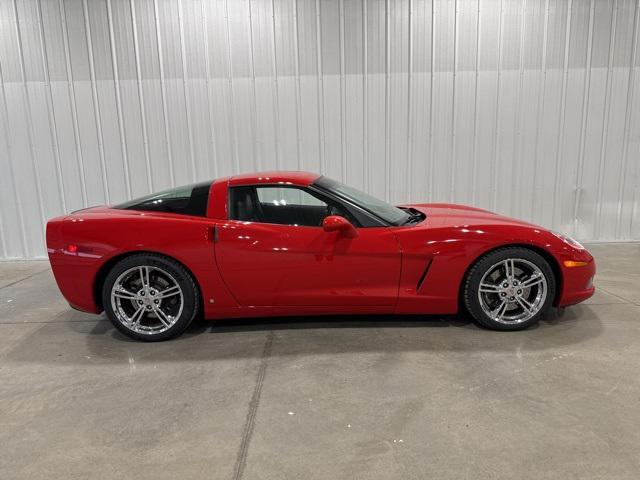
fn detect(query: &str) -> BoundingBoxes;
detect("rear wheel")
[463,247,556,331]
[102,254,199,341]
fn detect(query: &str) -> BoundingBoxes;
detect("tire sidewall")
[464,247,556,331]
[102,254,199,341]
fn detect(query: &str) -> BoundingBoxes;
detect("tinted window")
[256,187,326,207]
[229,186,354,227]
[314,176,409,225]
[113,182,211,217]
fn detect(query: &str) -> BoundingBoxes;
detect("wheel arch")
[93,250,204,314]
[458,243,563,309]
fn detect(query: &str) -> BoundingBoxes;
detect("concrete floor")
[0,244,639,480]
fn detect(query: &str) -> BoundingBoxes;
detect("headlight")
[552,231,585,250]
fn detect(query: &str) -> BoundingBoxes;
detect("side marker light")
[563,260,588,268]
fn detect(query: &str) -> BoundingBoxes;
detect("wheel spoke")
[479,282,501,293]
[139,266,150,289]
[503,259,516,281]
[113,287,137,300]
[521,274,544,288]
[515,296,535,316]
[490,299,509,320]
[129,306,145,329]
[153,306,172,327]
[156,284,181,299]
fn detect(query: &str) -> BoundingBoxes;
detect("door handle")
[211,225,219,243]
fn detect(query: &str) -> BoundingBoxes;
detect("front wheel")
[102,254,200,341]
[463,247,556,331]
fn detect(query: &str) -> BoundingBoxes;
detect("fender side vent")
[416,258,433,292]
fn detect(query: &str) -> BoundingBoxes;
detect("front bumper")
[557,256,596,307]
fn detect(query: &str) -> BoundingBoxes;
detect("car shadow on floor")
[181,303,589,335]
[95,306,600,357]
[189,312,473,333]
[3,305,604,366]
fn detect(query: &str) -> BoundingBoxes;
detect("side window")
[229,186,353,227]
[256,187,326,207]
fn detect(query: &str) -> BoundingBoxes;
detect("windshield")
[314,176,410,226]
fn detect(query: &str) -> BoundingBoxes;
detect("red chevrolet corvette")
[46,171,595,341]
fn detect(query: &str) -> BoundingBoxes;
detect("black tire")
[102,253,200,341]
[463,247,556,331]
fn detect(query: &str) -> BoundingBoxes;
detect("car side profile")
[46,171,595,341]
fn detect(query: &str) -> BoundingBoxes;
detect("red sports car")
[46,171,595,341]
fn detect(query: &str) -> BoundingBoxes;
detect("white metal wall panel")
[0,0,639,259]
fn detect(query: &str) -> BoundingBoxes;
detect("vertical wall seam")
[36,0,66,213]
[512,0,527,216]
[491,0,504,212]
[594,0,619,239]
[201,0,219,178]
[0,195,5,256]
[449,0,458,202]
[0,210,6,258]
[384,0,390,201]
[0,90,7,254]
[0,63,10,256]
[223,0,240,173]
[471,0,481,205]
[339,0,346,182]
[0,51,28,256]
[615,0,640,238]
[177,0,197,181]
[572,0,595,237]
[362,0,368,191]
[428,0,436,199]
[314,0,325,172]
[82,0,110,204]
[531,0,550,221]
[551,0,573,229]
[129,0,153,192]
[12,0,47,252]
[247,0,259,171]
[270,0,281,170]
[406,0,413,200]
[59,0,88,206]
[632,176,639,237]
[293,0,303,170]
[106,0,132,199]
[152,0,175,186]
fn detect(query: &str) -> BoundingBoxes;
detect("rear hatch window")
[113,181,211,217]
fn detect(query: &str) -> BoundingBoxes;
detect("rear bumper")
[48,252,102,314]
[67,301,100,314]
[47,217,102,314]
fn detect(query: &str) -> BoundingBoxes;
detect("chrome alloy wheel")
[477,258,548,325]
[110,265,184,335]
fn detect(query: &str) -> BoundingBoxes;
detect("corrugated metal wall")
[0,0,639,259]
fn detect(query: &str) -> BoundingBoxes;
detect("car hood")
[403,203,542,230]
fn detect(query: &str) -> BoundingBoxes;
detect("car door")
[214,185,402,307]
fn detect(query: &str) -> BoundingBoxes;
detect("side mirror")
[322,215,358,238]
